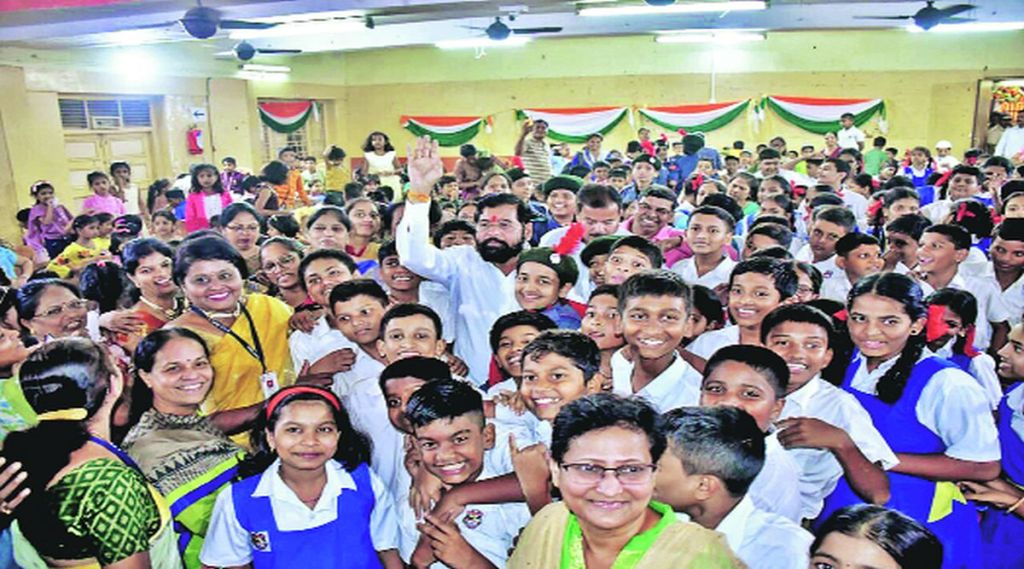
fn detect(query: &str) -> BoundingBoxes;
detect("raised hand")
[406,136,444,201]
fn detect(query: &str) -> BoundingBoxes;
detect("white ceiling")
[2,0,1023,56]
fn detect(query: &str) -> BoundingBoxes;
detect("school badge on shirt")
[250,531,271,552]
[462,509,484,529]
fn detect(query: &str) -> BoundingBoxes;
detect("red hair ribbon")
[691,173,705,192]
[955,202,976,223]
[867,199,883,220]
[925,304,951,343]
[963,325,980,357]
[640,140,656,156]
[792,185,807,199]
[266,385,341,419]
[934,170,953,189]
[871,178,881,190]
[832,309,848,322]
[554,223,586,258]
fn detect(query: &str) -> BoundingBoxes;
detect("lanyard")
[192,303,266,373]
[90,435,142,473]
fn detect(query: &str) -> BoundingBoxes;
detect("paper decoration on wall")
[400,115,489,147]
[639,100,750,133]
[762,96,887,135]
[258,100,314,134]
[516,107,629,143]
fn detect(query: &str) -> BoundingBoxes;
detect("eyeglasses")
[262,253,298,273]
[226,224,260,233]
[560,463,657,485]
[35,299,89,319]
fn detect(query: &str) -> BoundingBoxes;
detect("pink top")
[81,194,126,217]
[620,218,689,267]
[184,190,233,231]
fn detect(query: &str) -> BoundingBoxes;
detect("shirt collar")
[253,458,357,512]
[785,374,823,411]
[715,495,756,553]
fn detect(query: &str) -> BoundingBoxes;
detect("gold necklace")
[140,296,182,320]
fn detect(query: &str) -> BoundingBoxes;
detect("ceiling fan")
[232,40,301,61]
[854,1,975,30]
[465,16,563,41]
[168,1,280,40]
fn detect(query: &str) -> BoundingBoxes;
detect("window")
[58,97,153,130]
[259,100,327,163]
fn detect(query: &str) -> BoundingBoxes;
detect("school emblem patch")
[463,508,484,529]
[250,531,271,552]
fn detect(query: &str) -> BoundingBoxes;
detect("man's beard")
[478,237,524,264]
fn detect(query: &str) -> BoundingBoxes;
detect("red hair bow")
[832,309,848,322]
[934,170,953,189]
[955,202,976,223]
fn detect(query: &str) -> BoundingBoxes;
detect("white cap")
[936,140,953,149]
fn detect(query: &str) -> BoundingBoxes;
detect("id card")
[260,371,280,398]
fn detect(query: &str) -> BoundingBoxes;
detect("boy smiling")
[514,247,583,329]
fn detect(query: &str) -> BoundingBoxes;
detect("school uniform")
[747,434,804,523]
[921,198,953,224]
[980,264,1024,326]
[920,268,1010,350]
[686,325,740,360]
[795,245,842,283]
[610,348,703,412]
[539,225,630,303]
[780,375,898,520]
[288,316,356,372]
[201,459,399,568]
[820,351,1000,569]
[932,337,1002,410]
[840,189,869,227]
[703,495,813,569]
[901,165,935,189]
[980,382,1024,569]
[494,403,553,450]
[818,273,853,303]
[669,256,737,290]
[397,201,520,382]
[419,282,456,344]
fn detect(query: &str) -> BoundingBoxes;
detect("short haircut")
[729,257,798,300]
[121,237,173,275]
[328,278,388,311]
[489,311,558,353]
[814,205,857,233]
[760,304,836,348]
[840,112,855,120]
[377,239,398,262]
[994,218,1024,242]
[689,205,737,232]
[922,223,971,250]
[476,193,533,224]
[691,284,725,328]
[378,356,452,395]
[873,136,887,146]
[885,214,931,241]
[520,330,601,384]
[405,379,484,430]
[758,148,781,161]
[826,157,851,178]
[704,344,790,397]
[983,155,1013,175]
[748,245,793,260]
[746,222,793,250]
[640,187,677,204]
[222,156,237,166]
[297,249,358,292]
[576,184,623,212]
[618,269,692,313]
[949,164,984,186]
[609,235,664,268]
[305,205,352,231]
[835,232,881,257]
[700,193,743,224]
[882,187,920,207]
[550,393,666,464]
[810,193,844,210]
[661,406,765,497]
[433,220,476,247]
[588,283,619,303]
[379,302,442,339]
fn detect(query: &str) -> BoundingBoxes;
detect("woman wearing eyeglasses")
[508,393,742,568]
[259,237,308,309]
[219,202,265,276]
[16,279,89,342]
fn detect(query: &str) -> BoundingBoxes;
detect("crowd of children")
[0,119,1022,569]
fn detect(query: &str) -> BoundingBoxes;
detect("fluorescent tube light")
[655,31,765,44]
[906,21,1024,33]
[236,71,290,82]
[242,64,291,73]
[580,1,765,17]
[230,18,364,39]
[435,37,531,49]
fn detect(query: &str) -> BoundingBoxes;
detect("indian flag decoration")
[763,96,887,135]
[639,100,749,133]
[257,100,314,134]
[400,115,489,147]
[516,107,629,143]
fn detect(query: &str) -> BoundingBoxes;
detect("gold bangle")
[1007,496,1024,515]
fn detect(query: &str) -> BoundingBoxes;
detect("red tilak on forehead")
[488,214,500,224]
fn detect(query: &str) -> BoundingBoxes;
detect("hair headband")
[265,385,342,419]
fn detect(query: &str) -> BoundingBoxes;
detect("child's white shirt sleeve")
[917,367,1001,462]
[368,468,401,551]
[200,485,253,567]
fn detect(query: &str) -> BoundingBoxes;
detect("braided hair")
[848,272,927,404]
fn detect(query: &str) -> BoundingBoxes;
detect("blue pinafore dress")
[231,462,383,569]
[979,383,1024,569]
[819,355,982,569]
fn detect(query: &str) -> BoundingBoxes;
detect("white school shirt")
[847,350,1001,462]
[840,189,869,227]
[924,269,1011,351]
[980,264,1024,326]
[837,126,865,150]
[201,458,399,567]
[921,198,952,225]
[780,376,899,519]
[796,246,842,283]
[747,433,804,523]
[669,256,737,290]
[610,348,703,412]
[419,281,456,344]
[714,495,813,569]
[686,325,740,360]
[818,273,852,303]
[540,224,631,303]
[493,402,553,450]
[397,201,519,382]
[932,338,1003,411]
[288,316,356,371]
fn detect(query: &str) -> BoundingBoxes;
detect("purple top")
[26,202,73,248]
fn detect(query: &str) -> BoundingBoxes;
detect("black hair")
[363,131,395,153]
[78,261,133,313]
[760,303,836,348]
[814,205,857,234]
[848,273,926,403]
[852,173,875,191]
[661,406,765,497]
[690,205,737,232]
[378,356,452,396]
[886,214,931,242]
[983,155,1013,176]
[68,214,97,241]
[475,193,534,225]
[173,235,248,283]
[343,182,365,202]
[296,249,358,293]
[947,199,993,240]
[811,505,943,569]
[128,327,210,427]
[746,222,793,250]
[221,156,237,166]
[121,237,174,276]
[1000,180,1024,207]
[267,213,300,238]
[748,245,793,260]
[86,171,109,187]
[305,205,352,232]
[691,284,725,328]
[729,257,798,300]
[758,148,781,161]
[328,278,388,312]
[520,330,601,384]
[609,235,664,268]
[433,220,476,247]
[324,145,347,162]
[994,218,1024,242]
[16,279,80,322]
[405,379,484,430]
[835,232,881,257]
[239,385,373,479]
[93,212,114,226]
[640,187,677,205]
[757,174,787,196]
[576,184,623,212]
[489,311,558,353]
[146,179,172,212]
[874,136,887,147]
[379,302,443,340]
[377,239,398,262]
[700,194,744,225]
[810,193,845,210]
[922,223,971,251]
[550,393,666,464]
[259,236,304,264]
[190,163,223,193]
[925,288,979,356]
[580,235,620,268]
[758,194,796,227]
[617,269,692,313]
[588,283,619,303]
[219,202,262,229]
[705,344,790,397]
